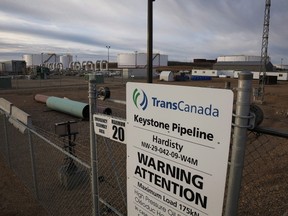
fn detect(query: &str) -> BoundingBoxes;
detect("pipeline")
[34,94,112,119]
[69,61,74,69]
[95,60,101,71]
[82,61,87,70]
[86,61,94,71]
[57,63,63,70]
[73,61,81,70]
[47,97,89,119]
[34,94,50,103]
[100,60,108,71]
[48,63,54,70]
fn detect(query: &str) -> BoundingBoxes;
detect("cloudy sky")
[0,0,287,64]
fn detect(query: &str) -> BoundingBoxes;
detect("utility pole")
[147,0,155,83]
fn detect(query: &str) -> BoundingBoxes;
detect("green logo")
[133,88,148,110]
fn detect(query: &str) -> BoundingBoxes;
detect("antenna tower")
[256,0,271,103]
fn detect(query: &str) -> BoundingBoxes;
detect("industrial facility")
[0,52,287,81]
[0,0,286,87]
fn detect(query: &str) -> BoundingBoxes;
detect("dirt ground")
[0,76,287,215]
[0,155,48,216]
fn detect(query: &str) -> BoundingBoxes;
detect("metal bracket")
[232,104,264,129]
[232,112,256,129]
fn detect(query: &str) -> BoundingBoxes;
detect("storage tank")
[23,53,60,66]
[117,53,136,68]
[23,54,39,66]
[60,55,73,69]
[117,53,168,68]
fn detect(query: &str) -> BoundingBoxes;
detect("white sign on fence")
[93,114,126,144]
[126,83,233,216]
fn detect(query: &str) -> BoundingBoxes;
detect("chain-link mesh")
[95,100,127,215]
[238,132,288,215]
[0,101,128,216]
[11,76,88,89]
[30,130,92,216]
[1,113,34,190]
[97,136,127,215]
[0,112,92,216]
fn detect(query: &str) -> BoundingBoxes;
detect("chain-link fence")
[1,73,287,216]
[0,112,92,216]
[5,74,125,90]
[0,99,128,216]
[238,130,288,215]
[9,75,87,89]
[96,136,127,215]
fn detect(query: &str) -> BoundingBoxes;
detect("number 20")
[112,125,125,142]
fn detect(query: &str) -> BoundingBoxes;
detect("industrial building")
[0,60,26,75]
[233,71,288,81]
[122,68,157,79]
[275,64,288,70]
[213,55,274,71]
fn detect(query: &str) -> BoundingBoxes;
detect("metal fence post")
[3,114,11,167]
[28,129,39,199]
[89,76,100,216]
[225,71,253,215]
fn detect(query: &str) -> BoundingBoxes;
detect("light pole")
[106,45,110,70]
[281,58,283,70]
[41,53,43,81]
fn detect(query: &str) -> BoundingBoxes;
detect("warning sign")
[93,114,126,144]
[126,83,233,216]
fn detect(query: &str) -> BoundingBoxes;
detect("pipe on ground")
[46,96,89,119]
[34,94,50,103]
[34,94,112,118]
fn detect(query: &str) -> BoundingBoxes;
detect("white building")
[234,71,288,81]
[217,55,264,62]
[191,69,219,77]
